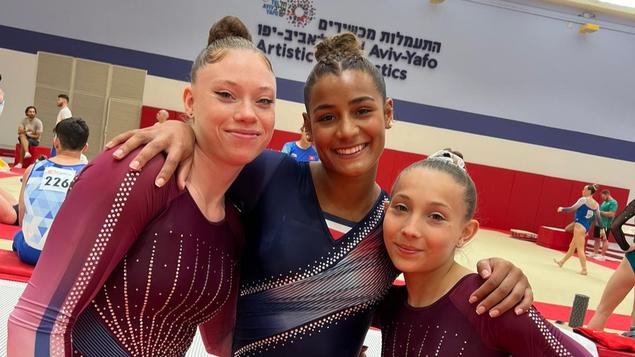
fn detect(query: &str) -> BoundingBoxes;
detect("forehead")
[395,167,461,194]
[196,49,275,86]
[309,70,382,104]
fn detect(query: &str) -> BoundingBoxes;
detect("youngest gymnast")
[375,150,592,356]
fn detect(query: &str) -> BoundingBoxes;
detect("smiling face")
[383,167,479,275]
[303,70,393,178]
[184,48,276,167]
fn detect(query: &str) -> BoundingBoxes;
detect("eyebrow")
[215,80,274,92]
[311,95,376,113]
[392,193,451,209]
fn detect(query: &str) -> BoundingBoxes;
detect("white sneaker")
[596,256,606,261]
[14,163,22,168]
[24,152,32,159]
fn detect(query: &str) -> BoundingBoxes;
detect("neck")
[310,163,380,222]
[50,150,82,165]
[186,146,242,222]
[404,260,470,308]
[296,138,311,149]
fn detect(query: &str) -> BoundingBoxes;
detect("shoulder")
[376,285,407,326]
[242,149,301,178]
[81,145,168,186]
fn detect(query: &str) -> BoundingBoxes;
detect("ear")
[457,219,479,248]
[53,137,61,150]
[302,112,312,142]
[81,143,88,154]
[183,85,195,120]
[384,97,394,129]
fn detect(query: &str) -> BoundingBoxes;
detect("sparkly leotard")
[228,151,398,357]
[377,274,591,357]
[8,147,242,357]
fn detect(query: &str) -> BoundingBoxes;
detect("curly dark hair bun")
[314,32,362,63]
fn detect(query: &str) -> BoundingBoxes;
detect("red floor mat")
[0,223,19,240]
[0,250,33,283]
[534,301,631,332]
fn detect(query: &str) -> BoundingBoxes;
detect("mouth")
[334,143,368,157]
[394,242,422,255]
[226,129,261,140]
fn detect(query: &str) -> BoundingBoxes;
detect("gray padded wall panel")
[71,93,106,158]
[105,99,141,144]
[74,59,110,97]
[36,52,73,91]
[110,66,146,101]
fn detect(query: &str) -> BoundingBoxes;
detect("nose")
[335,115,358,140]
[234,100,258,123]
[400,216,422,240]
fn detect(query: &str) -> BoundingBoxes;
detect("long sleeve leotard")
[8,147,243,357]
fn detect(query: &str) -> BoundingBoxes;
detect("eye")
[355,107,372,116]
[215,91,234,100]
[429,212,446,221]
[317,114,335,122]
[391,203,408,213]
[257,98,274,105]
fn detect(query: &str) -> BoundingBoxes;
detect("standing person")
[8,16,276,356]
[554,184,605,275]
[107,32,534,357]
[587,199,635,332]
[589,189,618,260]
[51,94,73,157]
[12,117,89,265]
[280,126,319,162]
[155,109,170,125]
[15,106,43,169]
[377,151,591,356]
[56,94,72,125]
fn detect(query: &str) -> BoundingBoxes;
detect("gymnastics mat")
[0,223,19,241]
[0,250,33,283]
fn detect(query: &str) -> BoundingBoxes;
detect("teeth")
[336,144,365,155]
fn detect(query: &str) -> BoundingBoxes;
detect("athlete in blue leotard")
[554,184,605,275]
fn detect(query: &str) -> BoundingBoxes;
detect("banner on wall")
[255,0,442,81]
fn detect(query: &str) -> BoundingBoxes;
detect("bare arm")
[18,165,34,226]
[105,121,195,189]
[470,258,533,317]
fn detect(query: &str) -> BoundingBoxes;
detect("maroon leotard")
[8,147,242,357]
[376,274,591,357]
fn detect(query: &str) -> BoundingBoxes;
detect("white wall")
[1,0,633,199]
[1,0,633,141]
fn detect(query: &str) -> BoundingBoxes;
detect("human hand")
[105,121,195,189]
[471,258,533,317]
[557,207,563,213]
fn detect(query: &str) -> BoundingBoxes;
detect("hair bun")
[208,16,252,46]
[315,32,362,62]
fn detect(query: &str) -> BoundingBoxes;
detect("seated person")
[0,187,18,226]
[13,117,89,265]
[15,106,43,169]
